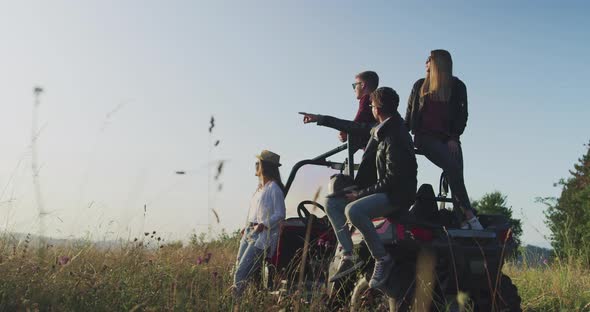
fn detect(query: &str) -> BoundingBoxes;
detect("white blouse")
[246,181,286,253]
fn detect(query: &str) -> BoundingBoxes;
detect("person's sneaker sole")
[328,260,364,283]
[368,261,394,289]
[461,222,484,230]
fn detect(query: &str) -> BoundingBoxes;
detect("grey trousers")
[326,193,396,259]
[415,134,473,212]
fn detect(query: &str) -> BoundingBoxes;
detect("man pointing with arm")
[301,87,417,288]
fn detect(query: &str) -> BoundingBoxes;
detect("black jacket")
[317,113,417,207]
[317,115,377,189]
[405,77,468,140]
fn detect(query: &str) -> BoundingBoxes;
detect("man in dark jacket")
[301,87,417,288]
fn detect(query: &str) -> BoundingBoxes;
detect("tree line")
[475,141,590,263]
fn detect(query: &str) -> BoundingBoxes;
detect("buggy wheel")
[474,274,522,312]
[327,278,355,311]
[350,277,395,312]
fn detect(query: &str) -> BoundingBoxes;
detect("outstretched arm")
[299,112,373,137]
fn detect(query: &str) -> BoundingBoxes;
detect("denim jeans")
[233,227,265,293]
[325,197,354,254]
[414,134,473,212]
[326,193,398,259]
[345,193,397,259]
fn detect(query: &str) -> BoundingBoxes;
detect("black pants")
[415,134,473,213]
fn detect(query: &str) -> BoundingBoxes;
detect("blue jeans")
[233,227,265,293]
[325,197,354,255]
[346,193,397,259]
[326,193,397,259]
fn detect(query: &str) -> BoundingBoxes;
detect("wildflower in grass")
[204,252,212,264]
[197,256,203,265]
[58,256,70,265]
[317,238,325,247]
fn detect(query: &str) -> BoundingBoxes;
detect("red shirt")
[418,97,450,138]
[354,94,375,123]
[347,94,376,151]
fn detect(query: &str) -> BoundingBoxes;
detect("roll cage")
[284,141,455,208]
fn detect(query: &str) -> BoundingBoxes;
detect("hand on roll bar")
[338,131,347,142]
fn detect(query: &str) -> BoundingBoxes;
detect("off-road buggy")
[260,140,521,311]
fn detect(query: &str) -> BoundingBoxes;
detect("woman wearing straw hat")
[231,150,286,297]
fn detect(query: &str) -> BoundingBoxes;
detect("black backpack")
[410,184,439,222]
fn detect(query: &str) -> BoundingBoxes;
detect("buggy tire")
[327,278,356,311]
[350,277,395,312]
[475,274,522,312]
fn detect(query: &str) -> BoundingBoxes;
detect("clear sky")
[0,1,588,247]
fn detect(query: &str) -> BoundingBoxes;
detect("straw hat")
[255,150,281,167]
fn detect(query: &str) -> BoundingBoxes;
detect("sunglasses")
[352,82,362,90]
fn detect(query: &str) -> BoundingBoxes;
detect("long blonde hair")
[420,49,453,101]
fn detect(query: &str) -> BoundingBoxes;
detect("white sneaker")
[461,217,484,230]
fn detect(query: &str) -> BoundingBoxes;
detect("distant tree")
[542,142,590,262]
[472,191,523,248]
